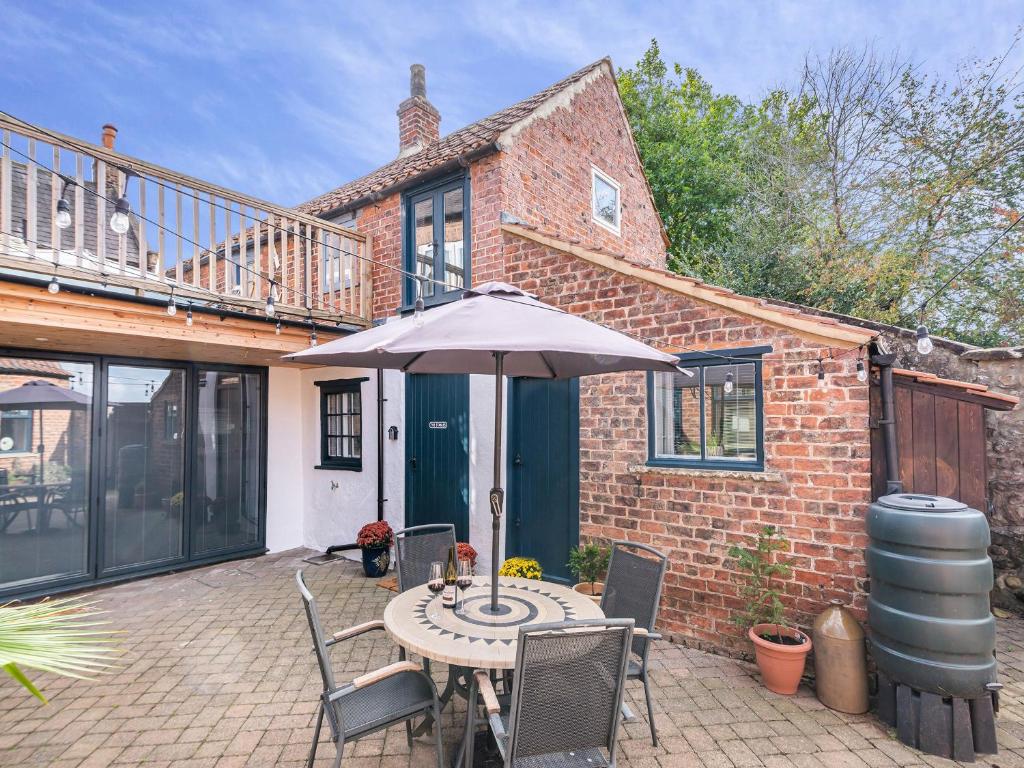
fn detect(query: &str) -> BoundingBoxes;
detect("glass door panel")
[101,365,186,572]
[0,358,93,589]
[192,370,262,556]
[414,197,435,298]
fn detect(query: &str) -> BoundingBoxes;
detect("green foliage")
[619,37,1024,345]
[727,526,794,629]
[0,597,118,703]
[567,542,610,586]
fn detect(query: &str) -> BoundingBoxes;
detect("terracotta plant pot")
[749,623,812,695]
[572,582,604,603]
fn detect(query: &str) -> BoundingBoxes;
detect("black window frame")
[316,377,367,471]
[646,345,770,472]
[402,171,470,309]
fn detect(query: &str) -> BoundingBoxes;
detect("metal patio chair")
[393,523,457,592]
[464,619,636,768]
[600,540,668,745]
[296,569,444,768]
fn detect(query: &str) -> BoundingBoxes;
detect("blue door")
[405,374,469,541]
[507,378,579,583]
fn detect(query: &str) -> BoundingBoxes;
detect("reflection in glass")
[0,358,93,589]
[443,188,464,289]
[193,370,262,555]
[703,364,757,461]
[414,198,435,297]
[103,366,185,570]
[653,369,700,458]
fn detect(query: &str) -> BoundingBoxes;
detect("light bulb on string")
[110,195,130,235]
[723,371,734,394]
[856,359,867,382]
[310,327,318,347]
[265,283,276,317]
[166,294,177,316]
[47,274,60,294]
[275,320,281,335]
[916,324,933,355]
[55,198,72,230]
[185,302,193,327]
[816,359,826,387]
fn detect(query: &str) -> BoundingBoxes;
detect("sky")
[2,1,1020,207]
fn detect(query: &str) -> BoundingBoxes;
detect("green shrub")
[728,525,794,628]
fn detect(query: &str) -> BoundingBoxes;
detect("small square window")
[316,378,366,470]
[591,166,621,234]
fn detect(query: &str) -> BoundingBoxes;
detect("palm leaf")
[0,597,119,703]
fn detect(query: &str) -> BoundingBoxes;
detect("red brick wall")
[499,67,667,269]
[504,235,873,655]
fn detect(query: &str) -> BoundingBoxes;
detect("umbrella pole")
[489,352,505,613]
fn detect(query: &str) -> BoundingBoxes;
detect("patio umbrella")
[286,282,684,612]
[0,379,91,483]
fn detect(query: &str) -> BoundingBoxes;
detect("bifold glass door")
[0,352,265,598]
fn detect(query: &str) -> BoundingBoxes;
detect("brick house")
[0,58,1016,657]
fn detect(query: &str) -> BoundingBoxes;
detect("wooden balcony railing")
[0,114,372,326]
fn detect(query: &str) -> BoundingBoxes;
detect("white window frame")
[591,165,621,235]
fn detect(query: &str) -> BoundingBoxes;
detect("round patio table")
[383,576,604,670]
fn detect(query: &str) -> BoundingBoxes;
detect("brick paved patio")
[1,549,1022,768]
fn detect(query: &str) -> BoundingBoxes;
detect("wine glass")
[456,559,473,613]
[427,562,444,621]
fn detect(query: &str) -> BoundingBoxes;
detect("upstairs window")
[591,166,621,235]
[404,174,469,307]
[0,410,32,454]
[316,378,366,470]
[647,347,768,471]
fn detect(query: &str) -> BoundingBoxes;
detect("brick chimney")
[397,64,439,158]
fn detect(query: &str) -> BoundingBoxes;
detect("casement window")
[647,346,769,471]
[591,166,621,235]
[403,173,469,307]
[316,377,367,470]
[0,410,32,454]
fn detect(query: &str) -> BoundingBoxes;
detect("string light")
[816,358,826,387]
[110,177,131,235]
[55,178,72,231]
[265,282,276,317]
[916,323,933,355]
[310,326,318,346]
[275,319,282,335]
[413,277,425,328]
[856,359,867,382]
[185,302,193,327]
[166,292,177,317]
[47,273,60,294]
[723,371,734,394]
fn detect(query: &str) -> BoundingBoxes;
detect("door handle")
[410,457,417,470]
[513,452,522,466]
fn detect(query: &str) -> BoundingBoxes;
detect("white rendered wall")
[300,367,406,559]
[468,374,507,574]
[264,366,306,552]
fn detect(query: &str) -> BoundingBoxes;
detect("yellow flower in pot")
[568,542,610,603]
[499,557,542,580]
[728,526,812,695]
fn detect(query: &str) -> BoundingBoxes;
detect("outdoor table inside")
[383,577,604,765]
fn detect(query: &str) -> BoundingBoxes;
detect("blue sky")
[2,1,1018,206]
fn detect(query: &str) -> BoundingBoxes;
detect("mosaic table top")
[383,577,604,670]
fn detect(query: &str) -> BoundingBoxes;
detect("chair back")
[600,541,667,656]
[296,569,337,694]
[393,524,456,592]
[506,619,633,766]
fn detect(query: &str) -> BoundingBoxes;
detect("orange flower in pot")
[728,526,812,695]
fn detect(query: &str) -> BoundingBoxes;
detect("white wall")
[469,374,508,574]
[265,366,305,552]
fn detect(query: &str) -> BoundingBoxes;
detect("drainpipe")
[871,352,903,495]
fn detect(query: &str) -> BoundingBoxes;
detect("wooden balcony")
[0,115,372,328]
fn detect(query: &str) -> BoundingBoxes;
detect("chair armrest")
[327,620,386,646]
[473,670,501,715]
[633,628,662,640]
[351,661,422,689]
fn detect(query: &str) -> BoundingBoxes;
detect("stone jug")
[812,599,869,714]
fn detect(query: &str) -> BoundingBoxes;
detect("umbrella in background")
[287,282,685,613]
[0,379,91,483]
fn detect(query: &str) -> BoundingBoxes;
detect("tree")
[619,38,1024,346]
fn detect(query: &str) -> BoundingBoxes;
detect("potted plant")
[568,542,610,602]
[728,525,811,695]
[356,521,394,578]
[456,542,478,569]
[499,557,542,580]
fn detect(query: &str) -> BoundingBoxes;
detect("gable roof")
[297,59,611,218]
[501,221,877,348]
